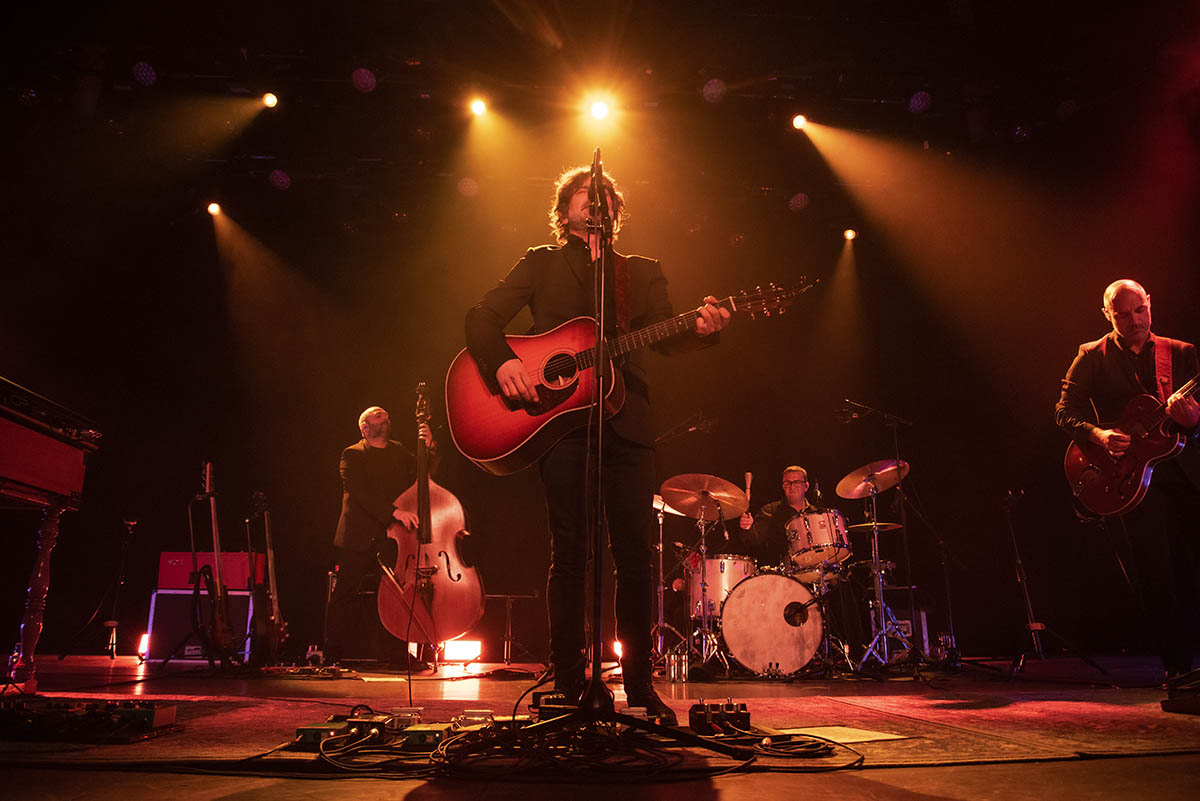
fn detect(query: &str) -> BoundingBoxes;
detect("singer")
[464,164,731,723]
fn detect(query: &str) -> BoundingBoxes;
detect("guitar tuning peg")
[755,284,762,293]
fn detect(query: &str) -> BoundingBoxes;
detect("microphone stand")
[522,149,748,760]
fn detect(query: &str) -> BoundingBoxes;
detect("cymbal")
[835,459,910,499]
[653,494,686,517]
[846,521,903,532]
[659,473,749,520]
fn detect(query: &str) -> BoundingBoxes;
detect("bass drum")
[720,573,823,677]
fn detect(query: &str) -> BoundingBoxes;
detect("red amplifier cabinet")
[157,551,265,591]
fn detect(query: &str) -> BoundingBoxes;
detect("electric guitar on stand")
[446,283,812,475]
[1064,373,1200,516]
[250,490,288,665]
[197,461,239,664]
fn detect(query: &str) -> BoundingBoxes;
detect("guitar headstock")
[732,280,815,320]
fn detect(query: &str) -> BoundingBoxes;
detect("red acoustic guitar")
[446,283,811,475]
[1064,374,1200,516]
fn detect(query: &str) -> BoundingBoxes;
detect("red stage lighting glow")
[788,192,810,212]
[351,68,377,93]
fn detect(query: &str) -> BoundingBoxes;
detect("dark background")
[3,1,1199,664]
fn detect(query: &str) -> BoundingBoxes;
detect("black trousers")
[540,427,656,680]
[1116,462,1200,673]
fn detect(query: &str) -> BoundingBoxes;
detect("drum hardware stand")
[841,399,924,663]
[1003,490,1106,677]
[857,477,912,670]
[687,501,730,673]
[805,570,856,675]
[650,506,685,666]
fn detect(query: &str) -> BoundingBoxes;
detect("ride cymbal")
[835,459,910,499]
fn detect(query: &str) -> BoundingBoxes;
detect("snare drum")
[786,510,850,571]
[686,554,755,618]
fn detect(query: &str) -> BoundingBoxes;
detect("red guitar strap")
[612,253,631,333]
[1154,337,1172,403]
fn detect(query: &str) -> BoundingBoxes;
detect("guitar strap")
[1153,337,1172,403]
[612,253,631,333]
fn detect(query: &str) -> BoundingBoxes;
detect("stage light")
[788,192,810,212]
[131,61,157,88]
[262,92,278,108]
[843,228,857,240]
[207,202,222,216]
[137,633,149,662]
[351,67,377,93]
[469,98,487,116]
[908,90,932,115]
[443,640,482,662]
[792,114,808,130]
[268,169,291,191]
[612,640,623,658]
[457,177,479,197]
[702,78,727,103]
[590,100,610,120]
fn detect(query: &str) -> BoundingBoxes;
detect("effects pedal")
[688,698,751,735]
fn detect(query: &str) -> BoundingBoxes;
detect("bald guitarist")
[1055,279,1200,682]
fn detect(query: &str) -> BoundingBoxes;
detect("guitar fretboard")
[1148,373,1200,428]
[574,298,738,370]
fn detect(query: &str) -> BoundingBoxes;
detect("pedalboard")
[688,698,751,735]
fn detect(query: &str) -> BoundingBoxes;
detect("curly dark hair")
[547,165,628,243]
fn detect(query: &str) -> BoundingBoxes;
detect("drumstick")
[744,471,752,507]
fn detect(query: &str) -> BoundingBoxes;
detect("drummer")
[738,465,817,569]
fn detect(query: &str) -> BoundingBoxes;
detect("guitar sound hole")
[543,353,577,389]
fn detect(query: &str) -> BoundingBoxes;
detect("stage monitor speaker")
[145,589,254,661]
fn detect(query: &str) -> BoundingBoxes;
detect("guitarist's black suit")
[465,234,715,696]
[1056,331,1200,677]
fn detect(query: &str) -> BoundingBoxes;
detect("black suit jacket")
[334,440,417,552]
[465,236,715,447]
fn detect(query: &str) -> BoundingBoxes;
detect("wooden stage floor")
[1,654,1199,799]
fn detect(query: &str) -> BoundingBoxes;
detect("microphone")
[589,147,602,206]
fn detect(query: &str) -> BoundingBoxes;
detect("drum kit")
[651,459,914,679]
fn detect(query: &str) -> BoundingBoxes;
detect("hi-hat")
[835,459,910,499]
[659,473,748,520]
[653,494,686,517]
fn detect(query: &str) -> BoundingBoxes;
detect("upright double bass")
[378,383,485,649]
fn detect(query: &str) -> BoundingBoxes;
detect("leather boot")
[622,662,678,726]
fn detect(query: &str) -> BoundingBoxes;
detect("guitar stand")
[484,592,540,665]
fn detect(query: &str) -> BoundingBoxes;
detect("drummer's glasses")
[783,479,808,487]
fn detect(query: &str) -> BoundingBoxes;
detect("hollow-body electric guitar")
[1064,373,1200,516]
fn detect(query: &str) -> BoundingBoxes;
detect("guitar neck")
[577,296,738,368]
[1149,372,1200,426]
